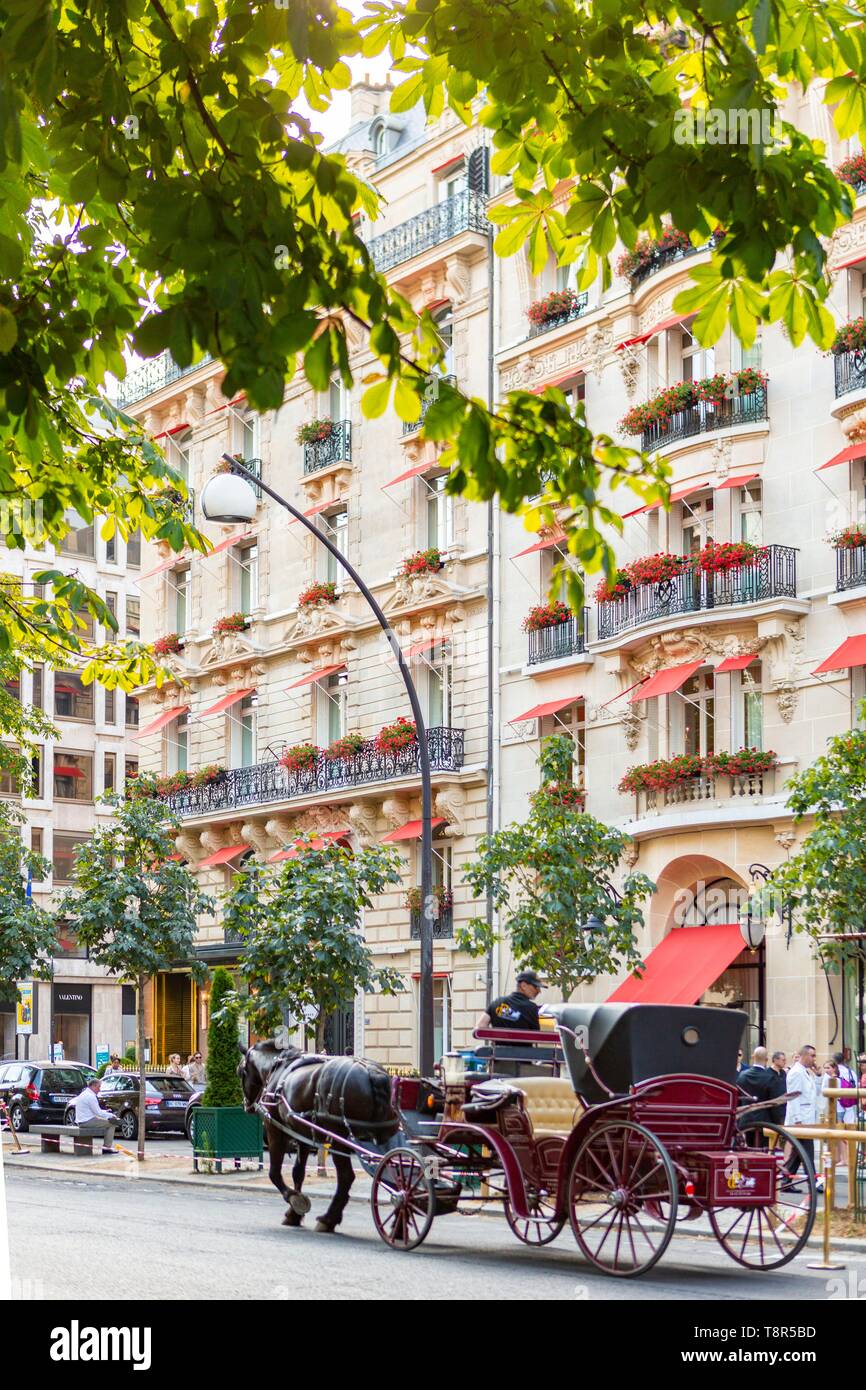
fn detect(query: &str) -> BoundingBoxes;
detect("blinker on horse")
[238,1041,399,1232]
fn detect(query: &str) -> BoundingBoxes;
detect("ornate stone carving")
[586,326,614,380]
[283,602,351,646]
[434,784,466,838]
[382,797,411,830]
[829,217,866,273]
[199,824,244,858]
[444,253,472,306]
[842,411,866,444]
[383,566,462,615]
[264,815,296,845]
[762,619,805,725]
[174,832,201,864]
[711,436,733,479]
[622,706,643,751]
[293,805,347,834]
[348,802,380,846]
[241,821,273,858]
[621,842,639,870]
[774,829,796,853]
[199,628,260,668]
[617,345,641,398]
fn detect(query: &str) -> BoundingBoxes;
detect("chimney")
[350,73,390,124]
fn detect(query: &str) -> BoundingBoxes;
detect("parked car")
[71,1072,195,1140]
[0,1062,89,1132]
[183,1082,206,1141]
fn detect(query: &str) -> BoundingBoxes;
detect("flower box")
[298,581,337,608]
[595,570,632,603]
[527,288,583,327]
[693,540,765,574]
[522,600,571,632]
[400,548,444,578]
[279,743,320,773]
[831,318,866,355]
[619,370,767,436]
[153,633,183,657]
[324,732,365,761]
[405,885,454,913]
[213,612,248,635]
[836,153,866,190]
[829,526,866,550]
[374,718,417,754]
[296,418,334,445]
[619,749,777,794]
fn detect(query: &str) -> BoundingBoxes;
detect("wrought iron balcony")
[527,612,589,666]
[114,352,214,407]
[527,293,588,339]
[365,190,490,273]
[160,726,465,819]
[640,387,768,452]
[836,542,866,592]
[834,349,866,399]
[597,545,798,641]
[303,420,352,474]
[410,905,454,940]
[629,234,719,290]
[402,375,457,435]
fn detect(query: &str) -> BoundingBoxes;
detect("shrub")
[279,743,320,773]
[201,966,244,1109]
[693,539,764,574]
[298,580,337,607]
[595,570,632,602]
[619,749,778,794]
[374,718,417,754]
[619,371,767,435]
[296,418,334,445]
[522,600,571,631]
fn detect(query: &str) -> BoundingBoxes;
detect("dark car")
[183,1082,206,1141]
[0,1062,89,1132]
[82,1072,195,1140]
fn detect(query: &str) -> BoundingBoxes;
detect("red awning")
[833,251,866,271]
[289,498,346,523]
[198,844,248,869]
[385,462,436,488]
[202,530,255,558]
[531,368,583,394]
[381,818,447,843]
[152,422,190,441]
[512,532,567,559]
[407,636,439,659]
[814,634,866,674]
[137,554,188,582]
[715,653,759,673]
[819,442,866,472]
[512,694,579,723]
[629,661,703,703]
[616,315,686,351]
[607,924,744,1005]
[714,472,760,491]
[287,662,346,690]
[622,481,708,518]
[137,704,190,738]
[269,829,351,862]
[199,687,256,718]
[54,765,85,778]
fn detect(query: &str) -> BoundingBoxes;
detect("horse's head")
[237,1040,301,1113]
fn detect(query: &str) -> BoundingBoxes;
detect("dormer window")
[372,122,388,158]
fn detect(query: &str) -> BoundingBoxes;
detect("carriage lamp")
[442,1052,466,1086]
[739,900,766,952]
[200,461,259,525]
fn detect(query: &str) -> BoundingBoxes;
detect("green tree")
[223,838,404,1049]
[764,714,866,977]
[457,735,655,999]
[201,966,243,1109]
[0,800,55,1004]
[1,0,861,643]
[0,650,56,788]
[59,790,213,1160]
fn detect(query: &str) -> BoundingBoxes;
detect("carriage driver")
[477,970,545,1036]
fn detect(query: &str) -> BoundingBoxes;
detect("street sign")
[16,982,33,1035]
[95,1044,109,1069]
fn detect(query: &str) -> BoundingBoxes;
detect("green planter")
[191,1106,263,1173]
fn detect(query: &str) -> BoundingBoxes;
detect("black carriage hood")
[551,1003,748,1105]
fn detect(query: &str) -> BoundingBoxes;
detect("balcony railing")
[834,349,866,399]
[836,542,866,592]
[409,905,454,940]
[635,769,773,817]
[629,234,719,291]
[365,190,490,273]
[160,726,465,819]
[527,612,589,666]
[402,375,457,435]
[114,352,214,407]
[527,293,589,339]
[597,544,798,641]
[303,420,352,474]
[640,387,768,452]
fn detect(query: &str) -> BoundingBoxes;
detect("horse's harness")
[255,1052,396,1152]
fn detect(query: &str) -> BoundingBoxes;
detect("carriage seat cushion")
[463,1084,523,1121]
[516,1077,583,1137]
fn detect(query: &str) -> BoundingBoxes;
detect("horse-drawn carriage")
[241,1002,816,1278]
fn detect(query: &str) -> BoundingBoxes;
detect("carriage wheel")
[708,1123,816,1270]
[371,1148,435,1251]
[567,1121,678,1277]
[504,1188,565,1246]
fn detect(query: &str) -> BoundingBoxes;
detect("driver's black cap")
[517,970,545,988]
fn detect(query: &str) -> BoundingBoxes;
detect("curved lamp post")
[201,455,436,1076]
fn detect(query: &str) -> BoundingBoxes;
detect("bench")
[30,1125,108,1156]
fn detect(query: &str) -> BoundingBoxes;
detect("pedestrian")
[73,1079,118,1155]
[783,1044,822,1191]
[183,1052,206,1084]
[833,1050,857,1087]
[165,1053,184,1077]
[765,1051,788,1128]
[736,1048,744,1075]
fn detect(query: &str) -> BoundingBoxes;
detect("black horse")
[238,1041,400,1232]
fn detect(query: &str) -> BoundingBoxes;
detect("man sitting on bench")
[73,1078,118,1154]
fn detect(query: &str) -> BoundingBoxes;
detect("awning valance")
[287,662,346,690]
[269,829,351,862]
[607,924,744,1005]
[381,818,447,843]
[616,315,686,351]
[385,462,436,488]
[198,844,248,869]
[814,634,866,674]
[137,704,190,738]
[512,694,579,723]
[819,442,866,472]
[714,472,760,491]
[511,531,567,559]
[715,653,759,673]
[629,661,703,703]
[199,687,256,719]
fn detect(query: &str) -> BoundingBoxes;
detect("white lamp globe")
[200,470,258,524]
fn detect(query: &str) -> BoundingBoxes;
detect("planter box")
[191,1105,263,1173]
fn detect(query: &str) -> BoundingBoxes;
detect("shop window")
[54,671,94,722]
[52,833,91,883]
[53,751,93,802]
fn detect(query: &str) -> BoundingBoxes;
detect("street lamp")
[201,455,437,1076]
[739,899,766,952]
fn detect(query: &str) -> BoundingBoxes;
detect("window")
[680,326,714,383]
[168,711,189,774]
[3,670,19,703]
[433,977,451,1061]
[126,596,141,638]
[682,493,714,554]
[103,686,116,725]
[53,751,93,802]
[174,430,191,484]
[236,543,258,614]
[127,530,141,568]
[105,532,117,565]
[54,671,94,722]
[231,693,258,768]
[426,475,453,551]
[540,705,586,781]
[103,751,116,795]
[125,757,139,786]
[438,163,467,201]
[60,510,94,558]
[321,507,348,585]
[731,329,763,373]
[30,828,44,874]
[317,670,347,746]
[743,661,763,750]
[125,695,139,729]
[0,750,40,799]
[679,670,715,757]
[373,123,387,159]
[426,640,452,728]
[172,569,190,634]
[56,919,87,960]
[52,833,90,883]
[31,664,43,710]
[73,607,95,643]
[239,415,259,463]
[328,378,348,421]
[738,480,763,545]
[432,305,454,377]
[104,591,118,644]
[432,843,452,895]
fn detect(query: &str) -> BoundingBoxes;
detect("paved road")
[6,1168,864,1301]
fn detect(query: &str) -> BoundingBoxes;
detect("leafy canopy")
[0,800,55,999]
[222,838,404,1042]
[458,735,655,999]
